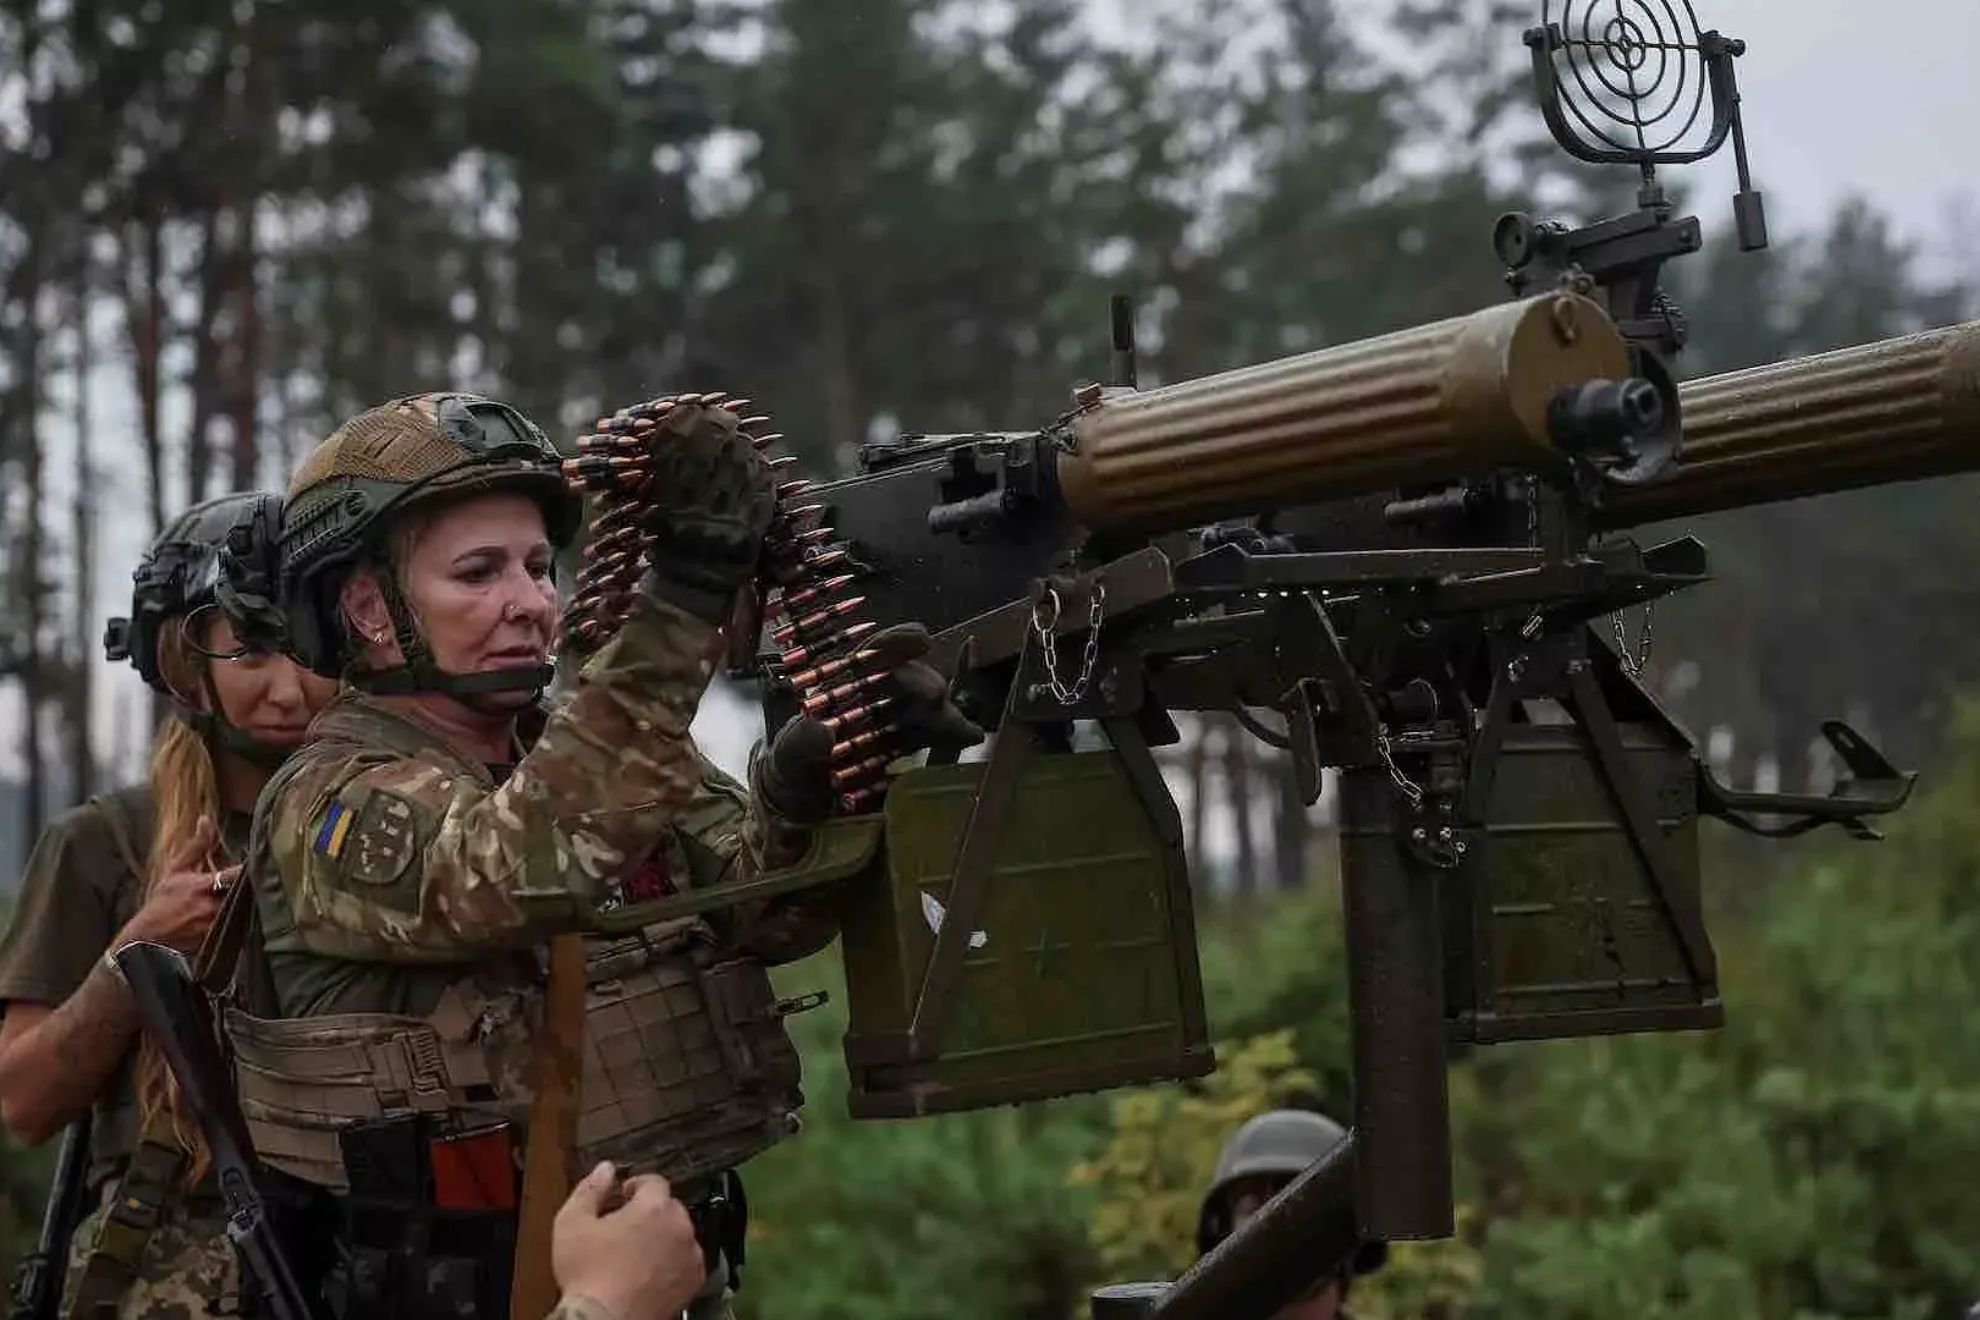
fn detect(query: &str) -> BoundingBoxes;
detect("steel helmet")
[1196,1109,1388,1277]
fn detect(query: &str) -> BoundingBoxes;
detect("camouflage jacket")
[247,596,830,1019]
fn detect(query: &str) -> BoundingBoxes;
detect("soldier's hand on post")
[119,817,235,954]
[553,1160,706,1320]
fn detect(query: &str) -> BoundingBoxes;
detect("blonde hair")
[336,509,438,667]
[133,615,226,1183]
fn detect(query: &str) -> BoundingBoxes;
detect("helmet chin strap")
[347,567,554,710]
[179,674,292,771]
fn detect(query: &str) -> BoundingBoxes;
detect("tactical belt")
[227,993,504,1191]
[226,926,809,1192]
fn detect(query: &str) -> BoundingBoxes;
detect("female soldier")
[231,392,964,1318]
[0,493,337,1318]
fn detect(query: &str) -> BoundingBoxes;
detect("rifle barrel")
[1603,319,1980,526]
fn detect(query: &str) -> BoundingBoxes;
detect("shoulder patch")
[337,791,423,889]
[313,801,355,858]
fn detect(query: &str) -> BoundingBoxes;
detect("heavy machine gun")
[560,5,1979,1314]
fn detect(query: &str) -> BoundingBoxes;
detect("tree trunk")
[817,267,859,466]
[70,254,95,801]
[228,202,260,489]
[125,209,166,535]
[1275,759,1306,894]
[20,252,47,839]
[185,204,224,506]
[1225,718,1256,899]
[1185,716,1211,894]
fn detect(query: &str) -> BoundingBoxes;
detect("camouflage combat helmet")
[1196,1109,1388,1276]
[279,392,580,696]
[104,491,292,762]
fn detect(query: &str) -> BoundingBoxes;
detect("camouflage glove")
[858,623,984,753]
[638,403,776,625]
[754,716,836,825]
[754,623,983,824]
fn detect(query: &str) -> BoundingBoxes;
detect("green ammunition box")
[838,748,1214,1118]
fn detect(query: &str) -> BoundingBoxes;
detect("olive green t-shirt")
[0,786,154,1185]
[0,789,250,1188]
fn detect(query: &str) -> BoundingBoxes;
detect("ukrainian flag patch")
[314,801,354,858]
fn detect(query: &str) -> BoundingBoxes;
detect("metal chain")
[1034,583,1107,704]
[1610,602,1655,676]
[1519,476,1545,641]
[1374,727,1425,809]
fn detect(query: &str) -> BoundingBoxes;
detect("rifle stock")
[8,1118,91,1320]
[111,942,318,1320]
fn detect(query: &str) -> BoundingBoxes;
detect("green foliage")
[1069,1031,1317,1281]
[1457,706,1980,1319]
[1194,877,1353,1110]
[735,950,1109,1320]
[740,700,1980,1316]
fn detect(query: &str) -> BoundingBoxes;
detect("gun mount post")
[1338,769,1456,1241]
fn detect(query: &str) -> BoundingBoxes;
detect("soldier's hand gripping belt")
[591,399,777,627]
[754,622,984,823]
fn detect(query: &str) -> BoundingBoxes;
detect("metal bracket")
[1699,721,1916,840]
[906,677,1037,1062]
[1563,661,1716,986]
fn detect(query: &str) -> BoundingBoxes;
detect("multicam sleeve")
[269,598,724,962]
[659,757,836,964]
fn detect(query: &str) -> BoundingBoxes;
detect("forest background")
[1,1,1977,1316]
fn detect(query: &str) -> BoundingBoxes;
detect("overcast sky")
[1626,0,1975,277]
[4,0,1975,790]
